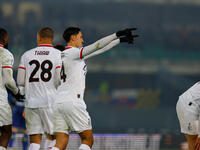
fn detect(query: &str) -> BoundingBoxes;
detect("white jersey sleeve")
[81,33,117,59]
[0,47,18,103]
[17,54,26,86]
[64,33,117,60]
[84,39,120,60]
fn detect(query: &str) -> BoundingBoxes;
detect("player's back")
[19,45,61,108]
[57,47,87,105]
[0,45,14,103]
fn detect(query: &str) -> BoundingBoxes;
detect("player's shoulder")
[0,47,13,59]
[62,46,82,54]
[0,47,12,55]
[190,82,200,90]
[51,47,61,55]
[21,47,37,58]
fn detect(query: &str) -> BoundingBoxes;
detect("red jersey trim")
[65,46,72,49]
[80,47,84,59]
[38,44,53,47]
[2,66,12,69]
[18,66,26,70]
[0,44,4,48]
[56,66,61,69]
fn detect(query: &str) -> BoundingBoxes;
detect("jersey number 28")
[29,60,52,82]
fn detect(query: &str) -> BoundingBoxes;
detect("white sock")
[50,139,56,147]
[79,144,91,150]
[47,139,56,149]
[28,143,40,150]
[0,146,6,150]
[51,147,60,150]
[44,139,50,149]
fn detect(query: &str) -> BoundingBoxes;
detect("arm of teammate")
[17,55,26,99]
[81,28,138,59]
[17,68,25,87]
[17,69,26,100]
[17,55,26,87]
[84,39,120,60]
[81,33,117,59]
[3,68,19,95]
[54,52,62,88]
[2,52,19,95]
[54,65,61,89]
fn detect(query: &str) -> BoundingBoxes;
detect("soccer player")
[176,82,200,150]
[0,28,23,150]
[17,27,62,150]
[51,27,138,150]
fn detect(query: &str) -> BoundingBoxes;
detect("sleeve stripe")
[2,66,12,69]
[80,47,84,59]
[18,66,26,70]
[56,66,61,69]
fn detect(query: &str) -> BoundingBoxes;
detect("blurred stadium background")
[1,0,200,149]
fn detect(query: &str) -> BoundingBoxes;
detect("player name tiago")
[35,51,49,55]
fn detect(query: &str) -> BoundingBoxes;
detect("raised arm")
[84,39,120,60]
[81,28,138,59]
[81,33,117,58]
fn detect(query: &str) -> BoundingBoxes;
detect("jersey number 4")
[60,62,66,82]
[29,60,53,82]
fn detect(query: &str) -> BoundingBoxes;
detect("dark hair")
[38,27,54,39]
[54,44,65,52]
[0,28,8,45]
[63,27,81,43]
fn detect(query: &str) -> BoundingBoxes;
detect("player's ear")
[70,35,75,41]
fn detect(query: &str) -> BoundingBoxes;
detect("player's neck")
[67,42,77,48]
[37,40,52,45]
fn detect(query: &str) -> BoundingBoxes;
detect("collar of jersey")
[65,46,73,49]
[38,44,53,47]
[0,44,4,48]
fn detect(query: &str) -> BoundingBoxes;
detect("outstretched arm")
[81,33,117,59]
[81,28,138,59]
[84,39,120,60]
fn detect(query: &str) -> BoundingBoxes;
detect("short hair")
[0,28,8,44]
[38,27,54,40]
[63,27,81,43]
[54,44,65,52]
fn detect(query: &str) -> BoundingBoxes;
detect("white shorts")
[54,102,92,134]
[176,97,199,135]
[0,103,12,127]
[25,107,54,135]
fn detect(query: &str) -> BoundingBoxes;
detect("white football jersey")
[0,44,14,104]
[56,46,87,107]
[18,44,61,108]
[179,82,200,103]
